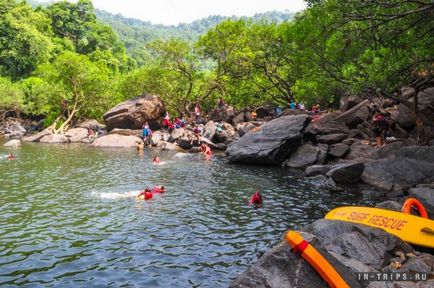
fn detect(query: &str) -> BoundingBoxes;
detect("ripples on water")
[0,142,382,287]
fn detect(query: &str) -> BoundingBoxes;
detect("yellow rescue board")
[325,206,434,249]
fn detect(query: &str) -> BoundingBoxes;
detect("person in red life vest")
[249,191,263,206]
[151,186,165,193]
[162,111,170,129]
[7,152,15,160]
[138,188,153,200]
[200,143,212,156]
[152,156,161,164]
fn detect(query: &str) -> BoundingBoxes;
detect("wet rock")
[91,134,142,148]
[3,139,21,147]
[22,129,52,142]
[286,143,325,168]
[335,100,370,128]
[39,134,69,144]
[226,115,310,165]
[65,128,89,142]
[316,133,346,144]
[326,162,364,184]
[103,95,165,131]
[306,175,342,192]
[408,186,434,218]
[361,146,434,191]
[329,143,349,158]
[305,165,332,177]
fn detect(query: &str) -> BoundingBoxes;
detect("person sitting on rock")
[174,117,183,129]
[87,128,95,140]
[152,156,161,164]
[200,143,212,156]
[191,125,201,144]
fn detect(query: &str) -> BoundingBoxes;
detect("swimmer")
[138,188,153,200]
[200,143,212,156]
[152,156,161,164]
[7,152,15,160]
[151,186,165,193]
[249,191,263,206]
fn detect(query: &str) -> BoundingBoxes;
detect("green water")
[0,142,381,287]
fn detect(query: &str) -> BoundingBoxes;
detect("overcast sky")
[38,0,307,25]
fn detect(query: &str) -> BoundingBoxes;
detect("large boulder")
[335,100,370,129]
[418,87,434,124]
[103,95,165,131]
[326,162,365,184]
[230,232,361,288]
[397,104,414,129]
[22,129,52,142]
[65,128,89,142]
[39,134,69,144]
[329,143,349,158]
[305,112,350,138]
[361,146,434,191]
[91,134,142,148]
[202,121,217,140]
[3,139,21,147]
[408,185,434,218]
[226,115,311,165]
[286,143,326,168]
[345,140,376,160]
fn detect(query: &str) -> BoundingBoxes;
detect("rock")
[76,119,104,130]
[329,143,349,158]
[221,122,236,138]
[150,131,162,146]
[316,133,346,144]
[361,146,434,191]
[335,100,370,129]
[103,95,165,131]
[232,111,247,126]
[305,112,350,138]
[91,134,142,148]
[3,139,21,147]
[345,140,376,160]
[397,104,414,129]
[316,143,328,164]
[408,186,434,218]
[170,128,186,141]
[157,141,184,152]
[418,87,434,125]
[305,165,332,177]
[22,129,52,142]
[202,121,217,140]
[230,232,361,288]
[226,115,311,165]
[306,175,342,192]
[177,136,193,150]
[109,128,141,137]
[375,201,402,212]
[3,121,26,138]
[286,143,325,168]
[401,86,415,99]
[236,122,257,137]
[340,95,363,111]
[39,134,69,144]
[303,219,414,272]
[214,131,228,143]
[255,102,277,118]
[209,105,235,123]
[348,129,363,139]
[327,162,365,184]
[65,128,89,142]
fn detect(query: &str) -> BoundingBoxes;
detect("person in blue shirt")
[290,101,296,110]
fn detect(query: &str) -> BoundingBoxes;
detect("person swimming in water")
[249,191,263,206]
[200,143,212,156]
[151,186,165,193]
[152,156,161,164]
[7,152,15,160]
[138,188,153,200]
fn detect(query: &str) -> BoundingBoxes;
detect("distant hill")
[95,9,295,51]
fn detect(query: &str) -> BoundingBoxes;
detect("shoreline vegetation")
[1,0,434,287]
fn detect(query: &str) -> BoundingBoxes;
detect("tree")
[0,77,24,119]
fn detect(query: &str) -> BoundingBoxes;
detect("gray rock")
[230,232,361,288]
[150,131,163,146]
[209,105,235,123]
[39,134,69,144]
[306,175,342,192]
[157,141,185,152]
[375,201,402,212]
[305,165,332,177]
[397,104,415,129]
[109,128,141,137]
[340,95,363,111]
[316,133,346,144]
[286,143,324,168]
[345,140,376,160]
[91,134,142,148]
[3,139,21,147]
[305,112,350,137]
[335,100,370,128]
[76,119,104,130]
[177,136,193,150]
[22,129,52,142]
[170,127,186,141]
[226,115,310,165]
[361,146,434,191]
[327,162,365,184]
[408,186,434,218]
[329,143,349,158]
[65,128,89,142]
[202,121,217,140]
[236,122,257,137]
[103,95,165,131]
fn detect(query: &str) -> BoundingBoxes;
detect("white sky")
[38,0,307,25]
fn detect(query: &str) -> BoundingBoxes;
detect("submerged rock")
[226,115,311,165]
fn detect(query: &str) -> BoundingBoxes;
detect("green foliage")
[0,77,25,117]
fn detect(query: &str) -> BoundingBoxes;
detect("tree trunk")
[413,89,425,144]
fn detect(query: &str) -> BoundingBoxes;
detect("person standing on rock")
[372,112,389,147]
[162,111,170,129]
[142,122,152,146]
[194,103,201,123]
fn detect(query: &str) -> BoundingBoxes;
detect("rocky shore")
[2,85,434,287]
